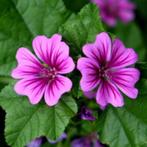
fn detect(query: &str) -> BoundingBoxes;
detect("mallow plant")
[0,0,147,147]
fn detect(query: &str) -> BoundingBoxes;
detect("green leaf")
[0,62,16,90]
[0,61,16,77]
[0,0,70,65]
[11,0,71,37]
[0,0,32,64]
[114,23,146,61]
[59,4,104,50]
[0,84,77,147]
[98,96,147,147]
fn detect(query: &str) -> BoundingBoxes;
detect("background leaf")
[0,0,71,65]
[98,95,147,147]
[113,23,146,61]
[0,84,77,147]
[11,0,71,37]
[0,0,32,65]
[59,4,104,51]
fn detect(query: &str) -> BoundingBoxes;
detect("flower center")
[98,66,109,81]
[39,66,57,79]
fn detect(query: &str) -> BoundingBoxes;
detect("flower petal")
[110,68,140,98]
[108,39,138,69]
[14,77,47,104]
[95,33,112,62]
[47,133,67,144]
[77,57,100,91]
[27,137,42,147]
[33,34,74,73]
[83,32,112,64]
[101,14,117,27]
[119,10,135,23]
[96,81,124,107]
[44,76,72,106]
[57,57,75,74]
[77,57,99,71]
[12,48,42,79]
[12,65,41,79]
[15,47,41,67]
[32,35,49,63]
[119,0,136,9]
[84,91,96,99]
[50,39,73,73]
[50,37,68,63]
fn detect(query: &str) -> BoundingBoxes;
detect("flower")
[91,0,135,26]
[77,32,140,108]
[27,133,66,147]
[84,91,96,99]
[79,106,96,121]
[27,137,42,147]
[47,133,67,144]
[12,34,75,106]
[71,133,104,147]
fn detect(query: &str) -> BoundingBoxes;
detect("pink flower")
[77,32,140,107]
[91,0,135,26]
[12,34,75,106]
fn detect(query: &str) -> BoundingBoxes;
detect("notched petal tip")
[95,32,112,61]
[130,88,138,99]
[29,100,38,105]
[77,57,85,71]
[16,47,29,61]
[128,48,138,61]
[45,99,59,107]
[11,68,17,79]
[44,76,72,107]
[96,82,124,108]
[51,33,62,42]
[111,100,124,107]
[130,68,140,84]
[33,35,48,43]
[82,43,94,57]
[96,32,109,38]
[95,32,111,43]
[14,81,25,95]
[67,57,75,72]
[113,38,125,47]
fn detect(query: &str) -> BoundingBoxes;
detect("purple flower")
[27,137,42,147]
[71,138,91,147]
[84,91,96,99]
[12,34,75,106]
[79,106,96,121]
[77,32,140,108]
[71,133,104,147]
[47,133,67,144]
[91,0,135,26]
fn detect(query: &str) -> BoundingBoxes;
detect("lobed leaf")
[98,95,147,147]
[0,84,77,147]
[59,4,104,51]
